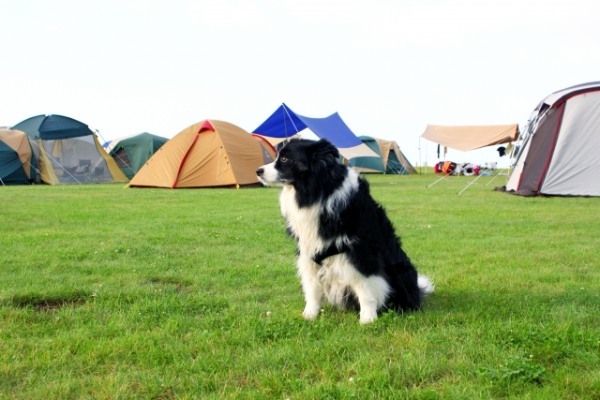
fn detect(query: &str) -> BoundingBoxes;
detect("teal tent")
[13,114,128,185]
[0,129,36,185]
[349,136,416,174]
[109,132,168,179]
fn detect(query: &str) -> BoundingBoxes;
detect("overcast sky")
[2,0,599,167]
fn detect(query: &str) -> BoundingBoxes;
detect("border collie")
[256,139,433,324]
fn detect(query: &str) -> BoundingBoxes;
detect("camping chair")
[91,165,105,181]
[74,159,91,175]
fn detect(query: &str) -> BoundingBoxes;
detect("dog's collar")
[313,243,350,266]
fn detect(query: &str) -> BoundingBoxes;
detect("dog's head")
[256,139,340,186]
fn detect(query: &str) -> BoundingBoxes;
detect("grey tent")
[506,82,600,196]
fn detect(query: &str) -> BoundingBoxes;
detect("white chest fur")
[279,186,324,257]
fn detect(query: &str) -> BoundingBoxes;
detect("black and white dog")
[256,139,433,324]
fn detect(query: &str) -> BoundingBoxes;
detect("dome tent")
[129,120,276,188]
[349,136,416,174]
[0,129,36,185]
[109,132,168,179]
[13,114,128,185]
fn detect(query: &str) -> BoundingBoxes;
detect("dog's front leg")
[297,254,323,320]
[352,275,390,324]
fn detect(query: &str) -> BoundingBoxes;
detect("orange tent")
[129,120,276,188]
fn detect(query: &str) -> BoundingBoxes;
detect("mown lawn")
[1,174,599,399]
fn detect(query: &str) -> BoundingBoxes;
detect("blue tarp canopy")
[253,103,378,159]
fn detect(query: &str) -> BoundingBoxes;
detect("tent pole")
[94,129,109,149]
[282,104,302,138]
[418,137,422,175]
[27,140,68,184]
[33,141,82,185]
[23,159,42,183]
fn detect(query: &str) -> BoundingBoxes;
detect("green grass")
[1,174,599,399]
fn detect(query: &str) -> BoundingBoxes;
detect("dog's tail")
[418,275,435,299]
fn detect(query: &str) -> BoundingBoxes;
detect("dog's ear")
[311,139,340,162]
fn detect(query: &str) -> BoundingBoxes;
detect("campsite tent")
[349,136,416,174]
[0,129,36,185]
[506,82,600,197]
[253,103,378,159]
[129,120,276,188]
[13,114,128,185]
[109,132,168,179]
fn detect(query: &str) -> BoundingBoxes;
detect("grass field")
[1,173,599,399]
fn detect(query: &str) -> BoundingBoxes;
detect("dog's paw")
[359,309,378,324]
[302,306,320,321]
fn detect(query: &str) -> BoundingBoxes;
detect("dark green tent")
[109,132,168,179]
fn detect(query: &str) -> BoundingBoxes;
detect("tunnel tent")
[506,82,600,196]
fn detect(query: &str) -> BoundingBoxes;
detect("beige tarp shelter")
[129,120,276,188]
[421,124,519,151]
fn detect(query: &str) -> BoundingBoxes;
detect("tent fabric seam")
[173,133,200,188]
[535,105,566,194]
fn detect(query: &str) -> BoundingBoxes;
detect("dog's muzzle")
[256,167,268,185]
[256,162,283,185]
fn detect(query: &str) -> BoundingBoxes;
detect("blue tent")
[253,104,377,159]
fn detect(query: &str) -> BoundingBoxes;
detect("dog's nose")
[256,167,264,176]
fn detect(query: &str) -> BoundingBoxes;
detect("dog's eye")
[280,157,288,163]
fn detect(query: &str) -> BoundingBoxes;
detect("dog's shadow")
[424,286,588,323]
